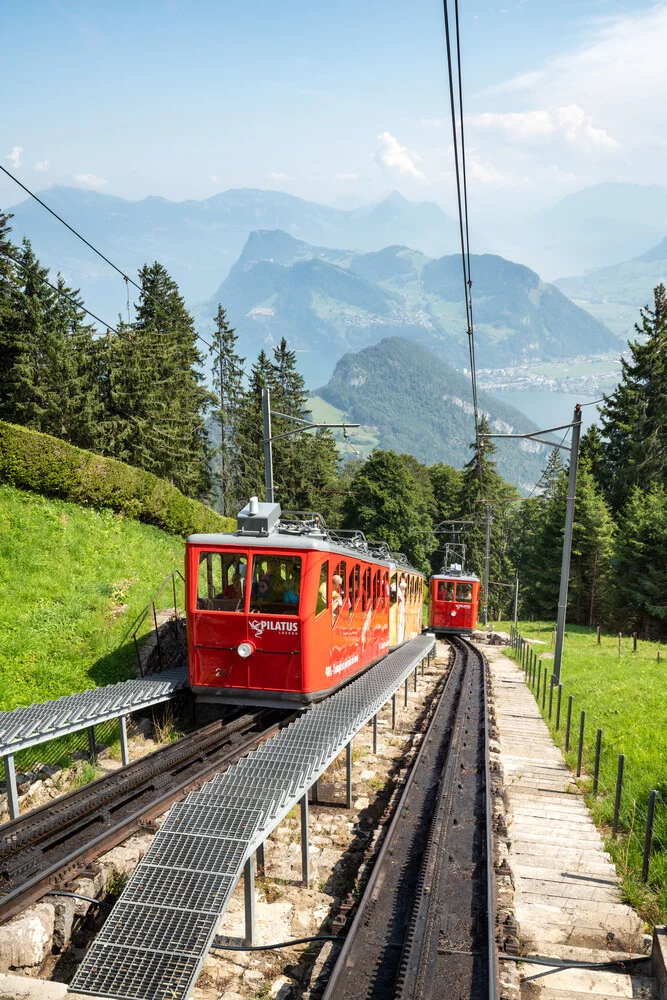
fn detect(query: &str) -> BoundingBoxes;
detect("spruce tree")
[232,350,273,507]
[614,486,667,637]
[456,416,518,588]
[209,305,245,515]
[600,284,667,508]
[100,262,211,498]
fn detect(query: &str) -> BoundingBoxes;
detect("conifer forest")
[0,209,665,639]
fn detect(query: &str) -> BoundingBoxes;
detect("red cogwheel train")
[185,499,424,708]
[427,564,480,636]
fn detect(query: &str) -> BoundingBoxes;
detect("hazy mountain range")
[312,337,550,490]
[5,181,667,325]
[5,186,468,318]
[201,229,620,387]
[555,235,667,340]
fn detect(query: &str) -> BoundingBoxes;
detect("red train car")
[427,567,480,636]
[185,500,424,709]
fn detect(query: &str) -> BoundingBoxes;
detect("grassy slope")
[0,484,185,713]
[498,620,667,922]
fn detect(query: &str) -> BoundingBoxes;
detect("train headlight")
[237,641,255,658]
[450,611,457,617]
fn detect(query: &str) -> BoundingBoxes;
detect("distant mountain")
[317,337,550,491]
[200,230,619,387]
[5,186,468,319]
[554,235,667,340]
[524,183,667,279]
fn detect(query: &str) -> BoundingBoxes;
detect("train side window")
[333,561,346,622]
[250,555,302,615]
[437,581,455,602]
[456,583,473,602]
[316,561,329,617]
[197,552,247,611]
[390,573,397,605]
[361,566,371,612]
[373,570,380,610]
[383,572,389,610]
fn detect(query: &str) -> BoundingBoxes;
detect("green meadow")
[498,620,667,924]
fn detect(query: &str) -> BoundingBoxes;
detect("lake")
[489,391,602,435]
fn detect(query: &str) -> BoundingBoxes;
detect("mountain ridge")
[201,229,620,387]
[317,336,549,490]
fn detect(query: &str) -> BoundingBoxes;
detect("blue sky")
[3,0,664,218]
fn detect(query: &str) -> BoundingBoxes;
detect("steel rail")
[322,637,496,1000]
[0,713,285,925]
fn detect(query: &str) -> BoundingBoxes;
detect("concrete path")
[486,646,656,1000]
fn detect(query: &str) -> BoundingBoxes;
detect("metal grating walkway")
[0,669,188,756]
[70,634,436,1000]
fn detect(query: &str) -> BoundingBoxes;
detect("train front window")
[249,555,302,615]
[437,581,455,602]
[456,583,473,602]
[197,552,247,611]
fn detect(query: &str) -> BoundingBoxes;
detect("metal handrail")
[131,569,185,676]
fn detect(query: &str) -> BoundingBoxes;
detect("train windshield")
[456,583,473,602]
[197,551,247,611]
[249,555,302,616]
[437,581,455,601]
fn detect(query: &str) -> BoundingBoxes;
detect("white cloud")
[7,146,22,169]
[374,131,427,182]
[73,173,108,189]
[335,172,360,181]
[471,105,616,150]
[482,71,544,97]
[266,171,292,181]
[33,160,49,172]
[553,105,617,150]
[468,156,535,189]
[209,174,219,183]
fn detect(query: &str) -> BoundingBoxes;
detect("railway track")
[0,710,286,925]
[323,637,496,1000]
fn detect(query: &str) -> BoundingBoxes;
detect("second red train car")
[427,567,480,636]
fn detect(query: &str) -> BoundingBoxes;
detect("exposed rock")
[0,905,55,972]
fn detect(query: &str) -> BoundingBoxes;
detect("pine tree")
[100,263,212,498]
[579,425,605,491]
[209,305,245,515]
[614,486,667,637]
[600,284,667,508]
[456,416,518,590]
[232,350,273,507]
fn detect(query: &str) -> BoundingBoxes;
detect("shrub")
[0,421,235,538]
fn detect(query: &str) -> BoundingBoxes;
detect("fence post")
[565,696,573,752]
[556,684,563,730]
[618,632,622,658]
[548,675,554,720]
[576,711,585,777]
[391,693,396,730]
[593,728,602,795]
[597,625,601,645]
[537,662,542,699]
[404,677,408,709]
[542,673,547,710]
[642,790,657,882]
[346,741,353,809]
[613,754,625,835]
[633,632,638,653]
[153,601,163,670]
